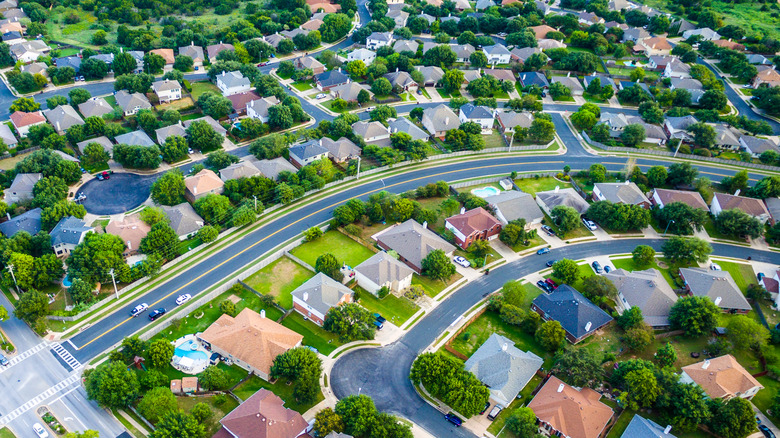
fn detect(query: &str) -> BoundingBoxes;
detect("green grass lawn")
[191,81,220,100]
[509,233,547,252]
[484,131,506,148]
[232,374,324,413]
[610,257,677,289]
[412,272,463,298]
[243,256,314,309]
[356,287,419,326]
[0,428,16,438]
[455,246,503,269]
[154,362,247,389]
[281,312,343,355]
[552,95,575,102]
[289,230,375,268]
[177,394,239,437]
[320,99,351,114]
[513,177,571,196]
[436,89,461,98]
[291,81,314,91]
[421,88,432,99]
[716,261,756,293]
[543,215,592,241]
[605,410,635,438]
[753,376,780,419]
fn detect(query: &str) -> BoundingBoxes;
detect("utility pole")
[109,268,119,299]
[6,264,18,293]
[253,195,257,211]
[356,156,361,180]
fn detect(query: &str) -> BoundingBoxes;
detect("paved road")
[79,172,157,214]
[331,239,780,437]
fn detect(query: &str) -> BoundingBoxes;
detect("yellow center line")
[75,160,565,350]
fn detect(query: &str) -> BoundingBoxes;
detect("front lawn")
[191,81,220,99]
[753,376,780,420]
[509,233,547,252]
[703,218,747,243]
[455,246,503,268]
[280,312,343,355]
[513,177,572,196]
[412,272,463,298]
[356,287,419,326]
[232,374,324,414]
[289,230,376,269]
[177,394,239,437]
[543,215,592,240]
[0,428,16,438]
[610,257,677,289]
[291,81,314,91]
[243,256,314,309]
[716,261,756,293]
[552,95,575,102]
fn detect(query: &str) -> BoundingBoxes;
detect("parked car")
[536,280,552,292]
[545,278,557,288]
[130,303,149,317]
[592,261,602,273]
[417,89,423,95]
[546,259,558,267]
[710,263,721,271]
[445,413,462,427]
[0,354,8,366]
[758,272,766,281]
[175,294,192,305]
[582,218,597,231]
[96,171,110,181]
[373,320,384,330]
[33,423,49,438]
[759,425,776,438]
[487,405,503,421]
[480,402,490,415]
[257,62,268,67]
[497,32,507,36]
[541,225,555,236]
[541,92,547,97]
[454,256,471,268]
[374,313,386,323]
[316,93,326,99]
[536,247,550,255]
[148,308,167,321]
[604,265,612,273]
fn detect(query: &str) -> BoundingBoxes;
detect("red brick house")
[444,207,502,250]
[290,273,353,326]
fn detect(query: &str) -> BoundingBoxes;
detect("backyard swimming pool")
[471,186,500,198]
[174,339,209,361]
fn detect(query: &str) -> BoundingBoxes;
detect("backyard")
[191,81,221,100]
[232,374,324,413]
[513,176,572,196]
[176,394,239,437]
[280,312,344,355]
[289,230,376,268]
[243,257,314,309]
[356,286,419,326]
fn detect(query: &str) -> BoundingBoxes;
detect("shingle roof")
[0,208,41,237]
[354,251,414,288]
[155,123,187,145]
[161,203,204,237]
[464,333,543,406]
[150,48,175,64]
[519,72,549,88]
[105,214,150,252]
[536,188,590,214]
[422,104,459,132]
[289,140,328,161]
[528,375,614,438]
[50,216,92,246]
[393,40,419,53]
[551,76,584,92]
[78,97,114,118]
[183,116,227,135]
[460,103,494,120]
[367,31,392,42]
[114,130,156,147]
[483,44,511,56]
[671,77,701,90]
[291,273,352,317]
[665,115,698,131]
[485,190,544,223]
[388,117,429,141]
[653,189,709,210]
[219,161,262,182]
[374,219,455,270]
[247,157,297,180]
[450,43,474,59]
[621,415,676,438]
[680,268,751,311]
[330,82,369,102]
[115,90,152,112]
[320,137,361,161]
[76,136,114,155]
[217,71,250,89]
[185,169,224,197]
[510,47,541,63]
[152,79,181,93]
[352,121,389,139]
[595,182,650,205]
[605,269,677,327]
[315,69,349,87]
[532,284,613,339]
[740,135,780,154]
[446,207,501,236]
[206,42,235,60]
[681,354,763,399]
[43,105,84,132]
[713,193,770,218]
[178,44,204,62]
[219,388,307,438]
[246,96,280,119]
[6,172,40,196]
[0,123,16,145]
[497,111,534,131]
[384,70,417,88]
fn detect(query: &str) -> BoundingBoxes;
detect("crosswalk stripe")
[0,374,81,425]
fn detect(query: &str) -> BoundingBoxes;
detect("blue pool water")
[62,276,72,288]
[471,186,500,198]
[174,340,209,361]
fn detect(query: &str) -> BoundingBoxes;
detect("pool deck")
[171,334,211,375]
[470,186,503,198]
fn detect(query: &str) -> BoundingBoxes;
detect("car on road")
[541,91,546,97]
[454,256,471,268]
[176,294,192,305]
[257,62,268,67]
[33,423,49,438]
[130,303,149,317]
[487,405,503,421]
[759,425,776,438]
[582,218,597,231]
[445,413,462,426]
[541,225,555,236]
[96,171,110,181]
[497,32,507,36]
[374,313,386,323]
[148,308,167,321]
[536,247,550,255]
[546,260,558,268]
[592,261,602,273]
[0,354,8,366]
[316,93,326,99]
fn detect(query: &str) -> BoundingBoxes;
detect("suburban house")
[0,208,42,237]
[679,267,751,313]
[206,42,235,60]
[301,18,324,31]
[648,55,674,70]
[713,39,745,51]
[199,308,303,380]
[583,74,616,91]
[387,9,409,27]
[663,115,698,141]
[347,48,376,64]
[710,192,770,223]
[531,285,613,344]
[179,43,205,67]
[482,44,511,65]
[529,24,556,39]
[150,48,175,66]
[373,219,456,273]
[51,216,93,257]
[151,80,182,103]
[458,104,495,133]
[9,111,46,137]
[638,36,672,56]
[217,71,251,96]
[4,173,41,204]
[43,105,84,134]
[651,188,709,211]
[485,191,544,225]
[294,56,325,75]
[215,388,308,438]
[161,203,204,240]
[329,82,370,102]
[664,59,692,78]
[389,117,429,141]
[55,56,82,71]
[184,116,227,137]
[78,97,114,119]
[219,161,262,182]
[291,273,353,326]
[464,333,543,407]
[422,104,460,139]
[528,375,614,438]
[393,39,419,53]
[592,182,651,208]
[76,136,114,156]
[0,124,16,148]
[683,27,720,40]
[9,40,49,62]
[537,39,566,50]
[384,70,417,91]
[315,69,350,91]
[482,70,516,84]
[114,130,156,148]
[739,135,780,158]
[621,416,676,438]
[184,169,224,203]
[105,214,151,256]
[680,355,763,400]
[496,111,533,134]
[289,140,329,167]
[155,123,187,145]
[605,268,678,327]
[535,187,590,215]
[752,66,780,88]
[578,11,603,24]
[354,251,414,296]
[320,137,361,163]
[415,66,444,87]
[712,124,741,149]
[551,75,584,95]
[747,54,772,65]
[463,69,482,83]
[246,96,281,123]
[263,33,289,49]
[451,44,475,63]
[444,207,502,250]
[249,157,297,180]
[1,30,22,45]
[366,32,393,50]
[115,90,152,116]
[510,47,542,64]
[622,27,651,43]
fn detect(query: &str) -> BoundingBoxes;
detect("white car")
[33,423,49,438]
[176,294,192,306]
[130,303,149,317]
[453,256,471,268]
[710,263,721,271]
[582,218,597,231]
[315,93,326,99]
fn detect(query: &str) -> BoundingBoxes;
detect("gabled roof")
[384,70,417,88]
[0,123,15,145]
[528,375,614,438]
[483,69,515,82]
[315,69,349,87]
[301,18,324,31]
[248,157,297,180]
[510,47,541,62]
[422,104,459,132]
[671,78,701,90]
[664,115,697,131]
[320,137,361,161]
[450,43,474,59]
[352,120,389,139]
[183,116,227,135]
[105,214,149,251]
[415,66,445,85]
[178,44,204,62]
[536,187,589,214]
[114,130,156,147]
[219,161,262,182]
[43,105,84,132]
[740,135,780,154]
[7,172,41,195]
[551,75,584,92]
[393,40,419,53]
[200,308,303,377]
[155,123,187,145]
[329,82,369,102]
[0,208,41,237]
[290,140,328,161]
[537,39,566,50]
[594,182,650,205]
[532,284,613,339]
[388,117,429,141]
[653,189,708,210]
[150,48,175,64]
[446,207,501,236]
[185,169,224,196]
[583,74,615,89]
[374,219,456,269]
[354,251,414,287]
[519,72,549,88]
[483,44,511,56]
[291,272,353,317]
[55,55,81,71]
[680,268,751,311]
[51,216,92,246]
[713,192,770,218]
[497,111,533,130]
[367,31,392,42]
[712,124,740,148]
[263,33,289,48]
[161,202,204,237]
[206,42,235,60]
[78,97,114,118]
[621,415,676,438]
[641,36,672,50]
[681,354,763,399]
[605,269,677,327]
[246,96,280,119]
[485,190,543,223]
[217,71,250,89]
[115,90,152,112]
[152,79,181,93]
[297,55,325,71]
[459,103,494,120]
[529,24,556,39]
[220,388,307,438]
[464,333,543,405]
[77,136,114,155]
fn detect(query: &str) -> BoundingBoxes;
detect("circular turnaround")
[78,173,156,215]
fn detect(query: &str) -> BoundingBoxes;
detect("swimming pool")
[471,186,500,198]
[174,340,209,361]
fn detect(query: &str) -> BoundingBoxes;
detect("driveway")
[78,173,156,215]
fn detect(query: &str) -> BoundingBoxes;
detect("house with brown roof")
[295,56,326,75]
[105,214,151,256]
[199,308,303,379]
[9,111,46,137]
[680,355,763,400]
[713,39,745,51]
[184,169,224,203]
[651,188,709,211]
[528,375,614,438]
[373,219,456,273]
[215,388,308,438]
[638,36,672,56]
[752,66,780,88]
[711,192,770,223]
[445,207,502,249]
[150,48,175,66]
[227,91,262,115]
[529,25,556,39]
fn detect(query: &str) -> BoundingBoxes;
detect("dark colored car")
[546,260,558,268]
[592,261,602,273]
[545,278,557,288]
[604,265,612,273]
[373,320,384,330]
[148,308,167,321]
[445,413,462,427]
[536,280,552,292]
[96,171,110,181]
[759,425,776,438]
[373,313,386,323]
[480,402,490,415]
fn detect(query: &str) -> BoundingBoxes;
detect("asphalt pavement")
[79,172,157,215]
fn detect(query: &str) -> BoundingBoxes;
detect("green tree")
[410,352,490,417]
[655,202,709,235]
[662,236,712,264]
[139,369,169,391]
[632,245,655,267]
[10,97,40,112]
[707,397,755,438]
[186,120,223,152]
[150,170,186,206]
[550,205,579,234]
[624,368,661,410]
[581,275,617,301]
[68,88,92,106]
[92,30,108,45]
[140,207,166,226]
[84,361,140,408]
[722,170,749,194]
[121,336,148,360]
[468,239,491,266]
[713,209,764,239]
[668,382,711,432]
[197,225,219,243]
[552,259,579,285]
[198,365,230,390]
[441,69,465,93]
[421,249,456,281]
[667,162,698,186]
[570,109,598,131]
[112,52,138,76]
[270,347,323,403]
[149,412,204,438]
[669,296,720,336]
[621,123,646,147]
[196,92,232,120]
[147,338,175,369]
[371,77,392,96]
[528,118,555,143]
[315,253,343,281]
[505,407,542,438]
[324,303,376,342]
[314,408,344,437]
[82,142,110,168]
[204,151,239,171]
[190,403,212,424]
[140,222,179,260]
[655,342,677,368]
[623,324,654,352]
[727,315,769,351]
[536,320,566,351]
[65,431,100,438]
[67,233,127,284]
[552,349,603,388]
[194,194,232,225]
[137,387,178,423]
[13,289,49,324]
[68,278,95,305]
[335,395,377,437]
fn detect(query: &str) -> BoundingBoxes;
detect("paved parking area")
[78,173,156,215]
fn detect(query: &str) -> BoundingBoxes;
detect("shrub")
[344,224,362,237]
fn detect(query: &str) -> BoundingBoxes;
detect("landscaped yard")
[716,261,756,293]
[0,427,16,438]
[543,215,593,241]
[513,176,571,196]
[176,394,239,437]
[610,256,678,289]
[753,375,780,419]
[291,81,314,91]
[243,257,314,309]
[280,312,343,355]
[356,287,419,326]
[484,131,507,148]
[703,218,748,243]
[191,81,220,100]
[290,230,376,269]
[412,272,463,298]
[232,374,324,413]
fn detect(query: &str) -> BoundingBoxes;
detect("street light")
[109,268,119,299]
[483,252,492,269]
[663,220,675,236]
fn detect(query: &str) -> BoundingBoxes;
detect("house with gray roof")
[605,269,678,327]
[483,44,511,65]
[55,55,81,71]
[216,71,251,96]
[43,105,84,134]
[263,33,289,49]
[622,27,651,43]
[78,97,114,119]
[583,74,616,91]
[621,415,676,438]
[0,207,42,237]
[463,69,482,83]
[389,117,429,141]
[663,115,698,141]
[77,136,114,156]
[315,69,350,91]
[712,124,740,149]
[739,135,780,157]
[354,251,414,295]
[510,47,542,63]
[496,111,533,133]
[384,70,417,91]
[246,96,280,123]
[352,121,390,145]
[551,75,584,95]
[485,191,544,225]
[422,104,459,139]
[4,173,41,204]
[746,54,772,65]
[206,42,234,60]
[459,104,495,133]
[451,44,475,63]
[366,32,393,50]
[0,123,17,148]
[329,82,369,102]
[127,51,145,73]
[161,203,204,239]
[347,48,376,64]
[422,42,440,55]
[531,284,613,344]
[518,72,549,88]
[680,268,751,313]
[179,43,205,67]
[20,62,48,77]
[464,333,543,407]
[2,31,22,45]
[115,90,152,116]
[682,27,720,41]
[246,156,297,180]
[9,40,49,63]
[155,123,187,145]
[415,66,444,86]
[320,137,361,163]
[219,161,262,182]
[475,0,494,9]
[114,130,156,147]
[289,140,329,167]
[387,9,409,27]
[766,197,780,226]
[419,13,436,24]
[183,116,227,136]
[152,80,182,103]
[90,53,114,65]
[393,39,419,54]
[535,187,590,215]
[291,273,354,326]
[671,19,696,34]
[593,182,651,208]
[51,216,93,257]
[373,218,456,273]
[666,60,693,79]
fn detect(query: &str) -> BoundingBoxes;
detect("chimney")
[6,213,10,221]
[460,207,465,214]
[126,240,132,250]
[702,359,710,369]
[396,67,399,72]
[445,117,450,125]
[303,292,309,301]
[624,180,630,185]
[557,383,564,393]
[554,186,560,193]
[422,221,428,228]
[585,321,592,331]
[222,71,226,77]
[714,296,722,306]
[567,71,571,77]
[734,189,740,196]
[502,343,508,351]
[664,425,672,435]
